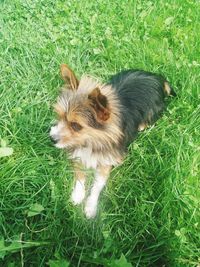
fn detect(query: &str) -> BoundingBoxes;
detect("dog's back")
[108,70,174,145]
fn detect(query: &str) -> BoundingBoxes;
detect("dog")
[50,64,174,219]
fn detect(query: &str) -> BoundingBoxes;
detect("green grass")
[0,0,199,266]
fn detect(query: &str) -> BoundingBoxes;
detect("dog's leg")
[85,165,111,219]
[138,122,147,131]
[71,162,86,205]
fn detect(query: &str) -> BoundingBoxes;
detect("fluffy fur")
[50,64,174,218]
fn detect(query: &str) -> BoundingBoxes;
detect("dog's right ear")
[88,87,110,121]
[60,64,79,90]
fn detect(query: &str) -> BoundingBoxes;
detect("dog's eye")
[70,121,82,132]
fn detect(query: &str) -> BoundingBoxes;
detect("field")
[0,0,199,266]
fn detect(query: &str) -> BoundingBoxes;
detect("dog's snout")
[49,125,60,144]
[50,135,58,144]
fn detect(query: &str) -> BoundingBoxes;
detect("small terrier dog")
[50,64,174,219]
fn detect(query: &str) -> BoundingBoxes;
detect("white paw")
[71,181,85,205]
[84,197,98,219]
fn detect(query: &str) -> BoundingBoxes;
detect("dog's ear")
[60,64,79,90]
[88,88,110,121]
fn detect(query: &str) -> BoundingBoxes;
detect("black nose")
[50,135,58,144]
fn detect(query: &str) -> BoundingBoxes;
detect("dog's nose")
[50,134,59,144]
[50,135,57,144]
[49,125,59,144]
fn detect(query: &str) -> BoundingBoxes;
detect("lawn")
[0,0,199,266]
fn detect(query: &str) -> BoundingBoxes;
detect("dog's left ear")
[60,64,79,90]
[88,88,110,121]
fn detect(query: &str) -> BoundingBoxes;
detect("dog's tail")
[164,81,176,97]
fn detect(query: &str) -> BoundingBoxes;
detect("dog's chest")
[70,146,119,169]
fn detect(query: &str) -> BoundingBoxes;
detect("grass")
[0,0,199,266]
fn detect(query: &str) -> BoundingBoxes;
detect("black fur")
[108,70,173,146]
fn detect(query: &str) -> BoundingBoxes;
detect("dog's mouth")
[49,135,67,149]
[49,125,63,147]
[49,127,70,149]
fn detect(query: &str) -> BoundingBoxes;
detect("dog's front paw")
[71,181,85,205]
[84,197,98,219]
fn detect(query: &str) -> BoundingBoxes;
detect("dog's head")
[50,64,120,150]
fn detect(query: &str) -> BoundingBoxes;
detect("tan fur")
[164,81,171,96]
[138,122,147,131]
[53,103,65,118]
[97,165,112,179]
[73,161,86,181]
